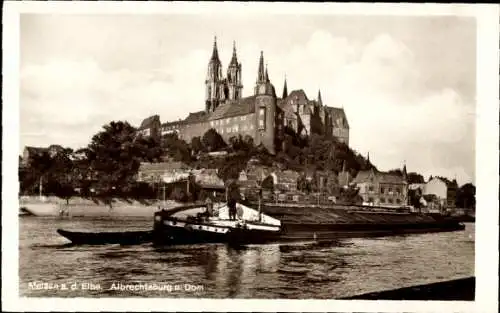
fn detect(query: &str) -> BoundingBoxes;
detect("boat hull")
[152,219,464,245]
[56,229,153,245]
[152,223,281,246]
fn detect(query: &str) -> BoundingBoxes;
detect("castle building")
[137,37,350,153]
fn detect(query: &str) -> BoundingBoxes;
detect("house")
[136,161,190,184]
[352,166,409,208]
[423,176,458,209]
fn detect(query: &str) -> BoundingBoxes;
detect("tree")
[407,172,425,184]
[202,128,226,152]
[191,136,204,155]
[170,186,188,202]
[456,183,476,210]
[408,188,423,211]
[85,121,147,199]
[261,175,275,191]
[337,185,363,205]
[49,148,77,203]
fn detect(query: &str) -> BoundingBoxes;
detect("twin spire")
[210,36,220,62]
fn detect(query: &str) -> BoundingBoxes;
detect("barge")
[151,202,465,245]
[56,201,465,246]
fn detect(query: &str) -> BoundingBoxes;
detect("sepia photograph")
[2,2,499,312]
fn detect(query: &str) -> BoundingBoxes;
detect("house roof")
[209,96,256,120]
[353,168,406,184]
[139,115,161,129]
[138,161,189,172]
[432,176,458,188]
[24,146,48,155]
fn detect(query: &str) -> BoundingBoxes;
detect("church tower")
[226,41,243,101]
[205,36,224,113]
[282,76,288,99]
[253,51,277,154]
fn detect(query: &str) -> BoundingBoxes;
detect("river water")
[19,217,474,299]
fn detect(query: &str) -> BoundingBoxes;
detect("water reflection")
[19,218,475,299]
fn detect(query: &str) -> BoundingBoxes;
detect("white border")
[2,2,499,312]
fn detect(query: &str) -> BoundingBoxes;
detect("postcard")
[2,1,498,312]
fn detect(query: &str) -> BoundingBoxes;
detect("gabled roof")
[431,176,458,188]
[139,115,161,129]
[209,96,256,120]
[353,168,406,184]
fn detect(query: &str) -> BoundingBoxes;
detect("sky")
[20,13,477,185]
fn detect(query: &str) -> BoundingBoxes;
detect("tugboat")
[152,200,282,245]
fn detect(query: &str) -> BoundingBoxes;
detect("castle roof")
[184,111,208,124]
[209,96,257,120]
[139,115,161,129]
[325,106,349,129]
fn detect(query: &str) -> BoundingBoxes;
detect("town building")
[352,165,409,208]
[136,37,350,154]
[423,176,458,209]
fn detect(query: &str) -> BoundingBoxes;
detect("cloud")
[19,28,475,185]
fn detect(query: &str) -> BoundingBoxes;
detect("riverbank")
[343,276,475,300]
[19,196,182,217]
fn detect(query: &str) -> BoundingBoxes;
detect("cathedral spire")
[257,51,265,83]
[229,40,238,66]
[265,63,270,82]
[282,75,288,98]
[317,89,323,106]
[211,36,220,62]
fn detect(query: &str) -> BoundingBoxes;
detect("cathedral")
[137,37,350,154]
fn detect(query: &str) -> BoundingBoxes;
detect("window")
[380,187,385,194]
[227,127,232,133]
[220,129,224,134]
[368,197,374,203]
[210,121,214,127]
[250,125,254,130]
[388,198,393,204]
[226,119,230,124]
[395,188,400,194]
[388,187,392,193]
[258,107,266,130]
[380,198,385,203]
[233,125,239,132]
[396,199,401,204]
[368,185,374,192]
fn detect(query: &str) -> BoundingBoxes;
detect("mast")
[39,176,43,199]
